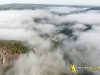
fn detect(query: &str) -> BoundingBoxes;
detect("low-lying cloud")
[0,8,100,75]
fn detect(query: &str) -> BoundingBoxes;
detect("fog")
[61,13,100,25]
[49,6,83,13]
[0,8,100,75]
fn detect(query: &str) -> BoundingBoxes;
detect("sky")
[0,0,100,5]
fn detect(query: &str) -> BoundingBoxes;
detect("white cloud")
[64,13,100,25]
[1,8,100,75]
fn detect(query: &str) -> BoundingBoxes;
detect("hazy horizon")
[0,0,100,6]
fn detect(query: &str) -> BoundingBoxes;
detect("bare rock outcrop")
[0,47,18,66]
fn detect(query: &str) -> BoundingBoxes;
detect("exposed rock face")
[0,46,18,66]
[0,41,26,75]
[0,40,28,67]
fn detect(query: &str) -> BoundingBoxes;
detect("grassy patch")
[0,40,29,54]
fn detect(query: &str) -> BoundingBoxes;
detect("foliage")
[0,40,29,54]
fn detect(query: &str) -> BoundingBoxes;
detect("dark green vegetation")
[0,4,66,10]
[0,40,29,54]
